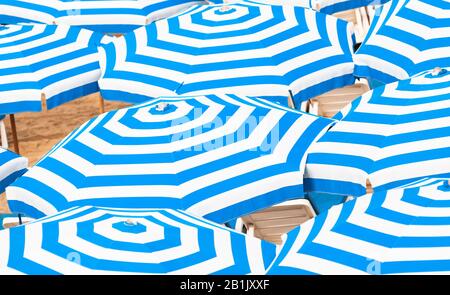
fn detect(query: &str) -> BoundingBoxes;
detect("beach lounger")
[307,81,370,118]
[239,199,316,245]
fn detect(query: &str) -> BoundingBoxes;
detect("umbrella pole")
[9,114,19,154]
[98,94,105,114]
[288,91,296,109]
[41,93,47,112]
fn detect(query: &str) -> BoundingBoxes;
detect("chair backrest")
[333,7,371,44]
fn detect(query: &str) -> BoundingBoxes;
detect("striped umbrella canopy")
[0,148,27,194]
[6,94,335,222]
[267,178,450,275]
[0,1,57,25]
[354,0,450,84]
[313,0,390,14]
[0,0,205,34]
[0,24,105,115]
[304,67,450,197]
[208,0,310,7]
[99,0,355,108]
[0,206,276,274]
[208,0,390,14]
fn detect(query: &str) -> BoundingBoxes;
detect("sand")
[0,93,129,214]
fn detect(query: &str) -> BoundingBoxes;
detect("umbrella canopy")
[209,0,310,6]
[267,178,450,275]
[0,1,57,25]
[208,0,390,14]
[0,148,27,194]
[304,67,450,197]
[0,0,205,34]
[313,0,390,14]
[354,0,450,84]
[99,1,355,108]
[0,24,104,115]
[0,206,276,274]
[6,94,335,222]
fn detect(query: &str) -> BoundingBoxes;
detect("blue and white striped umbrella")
[267,178,450,275]
[208,0,310,7]
[0,1,57,25]
[313,0,390,14]
[6,94,334,222]
[208,0,390,14]
[0,24,104,115]
[304,67,450,197]
[354,0,450,84]
[99,1,355,107]
[0,0,205,34]
[0,206,276,274]
[0,148,27,194]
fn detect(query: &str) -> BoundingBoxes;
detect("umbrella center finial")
[220,6,232,12]
[216,5,236,14]
[155,102,169,112]
[125,219,138,226]
[431,67,446,77]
